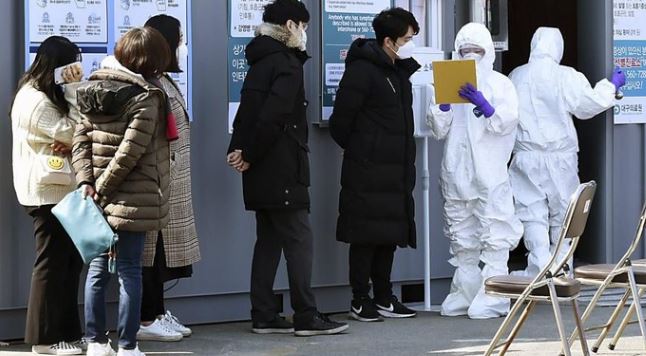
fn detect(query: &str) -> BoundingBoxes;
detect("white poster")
[113,0,191,114]
[113,0,186,39]
[325,0,391,14]
[28,0,108,43]
[613,0,646,124]
[230,0,273,38]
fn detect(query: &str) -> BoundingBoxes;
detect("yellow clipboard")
[432,60,478,104]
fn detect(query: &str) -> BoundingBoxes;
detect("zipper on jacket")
[386,77,397,94]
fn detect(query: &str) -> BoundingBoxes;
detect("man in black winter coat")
[227,0,347,337]
[329,7,421,322]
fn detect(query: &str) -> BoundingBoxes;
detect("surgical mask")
[390,40,416,59]
[299,29,307,51]
[462,52,483,62]
[176,43,188,70]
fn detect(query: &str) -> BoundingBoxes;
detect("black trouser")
[24,205,84,345]
[251,209,317,324]
[141,236,166,323]
[141,233,193,322]
[349,244,397,304]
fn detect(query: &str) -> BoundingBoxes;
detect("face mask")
[463,52,483,62]
[299,29,307,51]
[176,43,188,70]
[389,40,416,59]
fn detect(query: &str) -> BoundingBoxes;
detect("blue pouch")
[52,188,118,271]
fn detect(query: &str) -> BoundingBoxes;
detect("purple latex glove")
[459,83,495,118]
[611,66,626,90]
[439,104,451,112]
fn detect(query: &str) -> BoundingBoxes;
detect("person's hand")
[611,66,626,91]
[50,141,71,154]
[237,161,251,173]
[81,184,99,201]
[62,63,83,83]
[459,83,495,118]
[227,150,243,166]
[439,104,451,112]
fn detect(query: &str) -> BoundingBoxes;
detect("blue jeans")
[85,231,145,350]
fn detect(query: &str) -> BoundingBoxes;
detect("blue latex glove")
[611,66,626,90]
[439,104,451,112]
[459,83,495,118]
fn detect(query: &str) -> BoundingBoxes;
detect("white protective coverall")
[509,27,616,277]
[427,23,523,319]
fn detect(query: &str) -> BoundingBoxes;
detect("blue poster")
[613,0,646,124]
[227,0,274,133]
[321,0,393,121]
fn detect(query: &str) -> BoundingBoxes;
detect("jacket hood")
[346,38,420,76]
[77,56,163,116]
[455,22,496,73]
[529,27,564,64]
[245,23,306,65]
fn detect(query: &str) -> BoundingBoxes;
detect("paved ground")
[1,305,645,355]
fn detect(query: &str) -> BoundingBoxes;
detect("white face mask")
[390,40,416,59]
[299,29,307,51]
[176,43,188,70]
[462,52,483,62]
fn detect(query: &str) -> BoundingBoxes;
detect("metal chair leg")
[609,301,635,351]
[608,287,645,350]
[484,293,531,356]
[571,299,590,356]
[566,282,609,350]
[591,289,631,353]
[627,269,646,350]
[549,282,572,356]
[498,300,537,355]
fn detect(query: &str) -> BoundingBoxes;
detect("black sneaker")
[294,313,349,337]
[375,296,417,318]
[251,316,294,334]
[349,298,382,322]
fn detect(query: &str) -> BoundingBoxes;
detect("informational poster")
[613,0,646,124]
[25,0,192,115]
[321,0,392,121]
[227,0,273,133]
[29,0,108,43]
[113,0,191,113]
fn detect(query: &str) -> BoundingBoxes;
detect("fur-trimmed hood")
[245,23,308,66]
[255,23,302,49]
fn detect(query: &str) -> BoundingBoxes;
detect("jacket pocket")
[297,146,310,187]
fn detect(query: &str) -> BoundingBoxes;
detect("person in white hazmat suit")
[427,22,523,319]
[509,27,626,277]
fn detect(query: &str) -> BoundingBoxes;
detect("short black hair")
[373,7,420,45]
[263,0,310,25]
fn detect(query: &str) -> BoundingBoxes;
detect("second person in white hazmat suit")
[509,27,625,277]
[427,23,523,319]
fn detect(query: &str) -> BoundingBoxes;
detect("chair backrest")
[542,181,597,278]
[564,182,597,239]
[615,201,646,267]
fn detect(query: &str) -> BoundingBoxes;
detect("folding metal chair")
[566,202,646,353]
[483,181,597,356]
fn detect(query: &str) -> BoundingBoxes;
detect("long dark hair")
[145,15,182,73]
[15,36,81,114]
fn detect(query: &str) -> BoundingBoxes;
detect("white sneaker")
[71,339,88,352]
[136,319,183,342]
[116,345,145,356]
[161,310,192,337]
[87,342,117,356]
[32,341,82,355]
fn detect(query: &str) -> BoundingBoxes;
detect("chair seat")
[574,264,646,284]
[485,275,581,297]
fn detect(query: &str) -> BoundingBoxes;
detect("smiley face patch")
[47,156,66,171]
